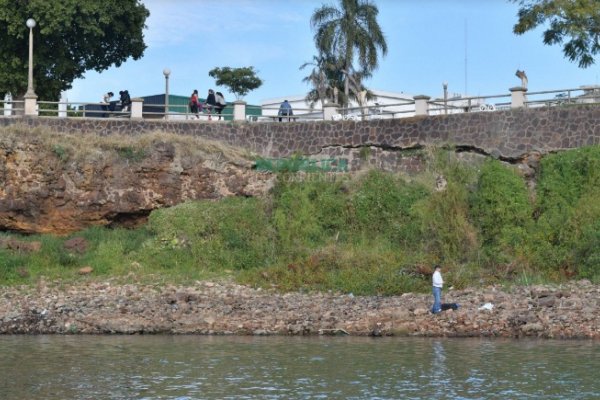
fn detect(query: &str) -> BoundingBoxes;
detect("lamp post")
[443,81,448,115]
[163,68,171,120]
[24,18,37,115]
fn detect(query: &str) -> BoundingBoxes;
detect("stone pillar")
[130,98,143,119]
[414,95,431,116]
[24,93,38,116]
[323,103,339,120]
[510,86,528,108]
[233,100,246,121]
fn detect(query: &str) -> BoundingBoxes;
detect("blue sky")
[64,0,600,105]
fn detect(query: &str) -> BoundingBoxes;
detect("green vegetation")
[306,0,388,107]
[208,67,263,100]
[0,0,149,100]
[511,0,600,68]
[2,145,600,294]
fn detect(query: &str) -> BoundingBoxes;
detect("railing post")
[414,95,431,116]
[24,95,38,116]
[3,93,12,116]
[130,98,143,119]
[233,100,246,121]
[509,86,528,108]
[58,94,67,118]
[323,103,339,120]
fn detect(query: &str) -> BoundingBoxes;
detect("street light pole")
[24,18,37,115]
[443,81,448,115]
[25,18,37,98]
[163,68,171,120]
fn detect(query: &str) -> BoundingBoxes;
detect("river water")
[0,336,598,399]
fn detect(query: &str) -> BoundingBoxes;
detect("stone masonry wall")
[2,105,600,171]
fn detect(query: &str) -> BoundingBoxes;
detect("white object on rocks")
[478,302,494,311]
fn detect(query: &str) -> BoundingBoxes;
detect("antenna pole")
[464,19,468,96]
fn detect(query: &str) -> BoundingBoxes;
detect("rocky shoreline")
[1,280,598,339]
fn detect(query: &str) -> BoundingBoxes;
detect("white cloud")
[141,0,304,48]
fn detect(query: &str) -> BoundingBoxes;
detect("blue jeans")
[431,286,442,314]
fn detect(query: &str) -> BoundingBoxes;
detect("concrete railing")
[3,86,600,122]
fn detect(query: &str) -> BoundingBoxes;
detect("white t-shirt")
[432,270,443,288]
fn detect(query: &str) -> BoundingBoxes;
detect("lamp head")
[163,68,171,77]
[26,18,36,29]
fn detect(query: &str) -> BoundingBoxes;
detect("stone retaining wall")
[2,105,600,171]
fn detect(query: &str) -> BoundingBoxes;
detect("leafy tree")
[512,0,600,67]
[310,0,387,99]
[208,67,263,100]
[0,0,149,101]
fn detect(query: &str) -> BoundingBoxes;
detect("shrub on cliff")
[147,197,275,271]
[414,151,479,267]
[270,174,348,257]
[470,159,533,267]
[350,170,429,246]
[528,146,600,278]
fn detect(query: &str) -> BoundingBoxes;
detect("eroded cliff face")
[0,128,273,234]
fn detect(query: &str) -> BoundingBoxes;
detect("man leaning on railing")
[278,99,293,122]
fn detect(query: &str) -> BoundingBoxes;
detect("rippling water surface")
[0,335,598,399]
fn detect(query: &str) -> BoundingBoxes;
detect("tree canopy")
[0,0,149,100]
[208,67,263,100]
[310,0,387,99]
[512,0,600,68]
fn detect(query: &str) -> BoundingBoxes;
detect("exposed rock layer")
[1,280,598,338]
[0,131,273,234]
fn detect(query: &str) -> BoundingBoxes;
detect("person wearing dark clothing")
[278,99,293,122]
[119,90,131,112]
[205,89,217,120]
[215,91,226,120]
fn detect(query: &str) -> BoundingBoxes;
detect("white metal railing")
[523,88,600,108]
[259,106,324,122]
[143,102,234,121]
[0,100,24,116]
[428,87,600,116]
[333,100,417,121]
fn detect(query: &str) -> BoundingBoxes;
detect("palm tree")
[310,0,387,100]
[300,54,344,108]
[342,66,377,118]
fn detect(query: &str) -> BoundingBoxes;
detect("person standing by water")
[215,91,226,120]
[431,265,443,314]
[278,99,293,122]
[204,89,217,120]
